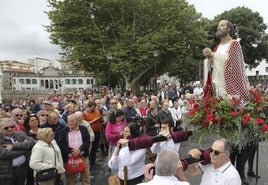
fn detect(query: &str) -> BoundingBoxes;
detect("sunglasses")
[41,114,48,117]
[111,102,117,105]
[3,125,15,130]
[15,114,23,117]
[209,148,226,156]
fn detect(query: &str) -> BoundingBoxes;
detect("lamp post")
[0,65,3,104]
[153,50,158,94]
[106,52,113,90]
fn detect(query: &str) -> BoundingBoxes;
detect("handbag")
[36,168,58,182]
[36,145,58,182]
[65,155,86,174]
[108,173,120,185]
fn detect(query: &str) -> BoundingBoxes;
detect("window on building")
[32,79,37,84]
[65,79,70,85]
[87,79,91,84]
[41,80,44,87]
[78,79,83,84]
[50,80,54,89]
[91,79,94,84]
[266,67,268,73]
[19,79,25,84]
[71,79,77,84]
[256,71,259,76]
[45,80,49,89]
[26,79,31,84]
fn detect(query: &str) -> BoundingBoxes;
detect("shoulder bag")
[35,144,58,182]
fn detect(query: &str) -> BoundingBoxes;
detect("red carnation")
[249,89,254,94]
[189,109,196,117]
[261,125,268,132]
[241,115,251,126]
[255,118,265,125]
[255,96,262,104]
[204,101,210,108]
[205,112,214,123]
[213,117,221,124]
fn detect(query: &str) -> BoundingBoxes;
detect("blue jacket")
[58,125,90,163]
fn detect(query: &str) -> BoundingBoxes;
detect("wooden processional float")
[127,130,211,170]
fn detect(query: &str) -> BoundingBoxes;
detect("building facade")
[246,60,268,87]
[0,59,97,93]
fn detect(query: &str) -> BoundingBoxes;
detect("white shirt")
[193,87,203,96]
[151,140,181,154]
[108,146,146,180]
[199,161,241,185]
[137,175,189,185]
[169,107,182,124]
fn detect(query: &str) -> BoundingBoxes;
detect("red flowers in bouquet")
[186,89,268,146]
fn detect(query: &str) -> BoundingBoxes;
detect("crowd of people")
[1,19,268,185]
[0,79,266,185]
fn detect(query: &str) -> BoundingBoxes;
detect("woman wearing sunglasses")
[185,138,241,185]
[37,110,49,126]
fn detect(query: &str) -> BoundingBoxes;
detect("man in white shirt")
[186,138,241,185]
[169,100,182,131]
[151,120,181,154]
[193,83,204,97]
[137,149,189,185]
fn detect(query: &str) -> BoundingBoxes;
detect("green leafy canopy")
[46,0,209,90]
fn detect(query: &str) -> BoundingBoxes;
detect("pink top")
[105,120,126,146]
[68,128,83,150]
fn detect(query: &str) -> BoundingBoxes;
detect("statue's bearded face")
[216,27,229,38]
[216,20,229,38]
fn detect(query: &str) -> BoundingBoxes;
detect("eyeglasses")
[15,114,23,117]
[111,102,117,105]
[3,125,15,130]
[209,148,226,156]
[41,114,48,117]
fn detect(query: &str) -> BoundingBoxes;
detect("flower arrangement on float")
[185,89,268,146]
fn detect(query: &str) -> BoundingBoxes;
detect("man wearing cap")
[32,97,43,113]
[10,108,25,132]
[40,111,67,144]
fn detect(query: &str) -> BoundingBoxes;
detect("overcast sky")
[1,0,267,63]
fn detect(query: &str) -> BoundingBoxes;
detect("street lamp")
[153,50,158,93]
[106,52,113,90]
[0,65,3,104]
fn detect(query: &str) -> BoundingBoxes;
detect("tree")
[46,0,210,92]
[208,7,268,67]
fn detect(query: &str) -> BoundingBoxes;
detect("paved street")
[90,138,268,185]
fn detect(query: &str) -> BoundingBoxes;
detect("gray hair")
[0,118,12,125]
[216,138,232,153]
[155,149,179,176]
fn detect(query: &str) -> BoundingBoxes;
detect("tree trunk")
[122,66,152,95]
